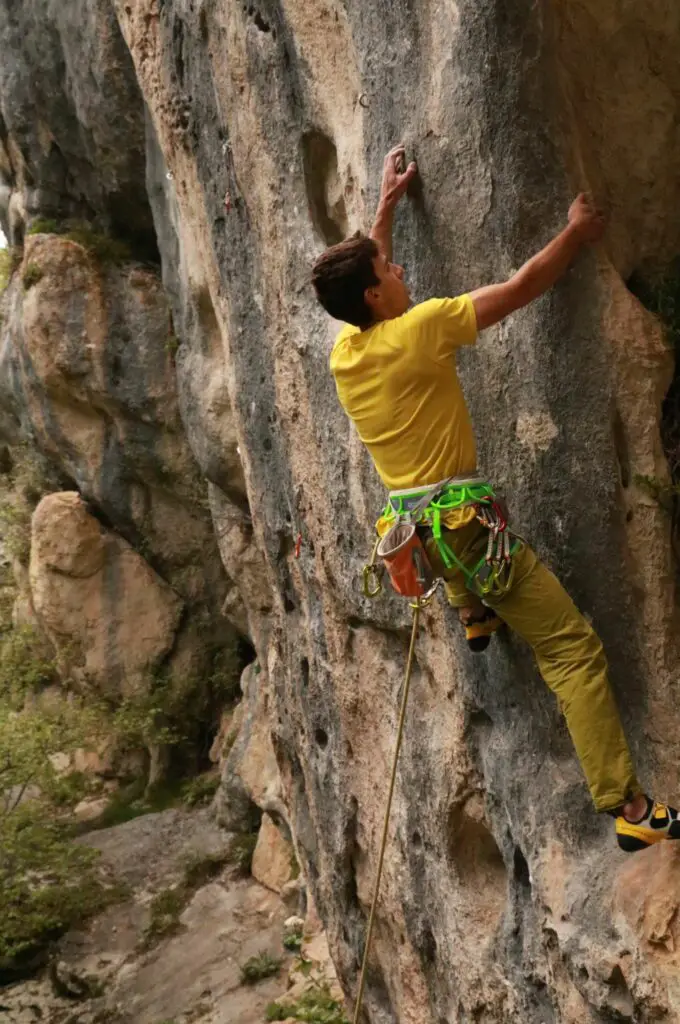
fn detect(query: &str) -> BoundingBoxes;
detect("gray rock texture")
[2,0,680,1022]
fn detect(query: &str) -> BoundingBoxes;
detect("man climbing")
[311,144,680,853]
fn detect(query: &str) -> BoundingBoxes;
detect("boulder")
[251,813,295,894]
[30,492,182,700]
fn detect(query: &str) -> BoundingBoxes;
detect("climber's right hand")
[568,193,605,244]
[379,144,418,208]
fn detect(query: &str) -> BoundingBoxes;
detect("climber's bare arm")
[470,194,605,331]
[370,145,417,263]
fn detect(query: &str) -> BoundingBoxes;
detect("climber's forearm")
[470,223,584,330]
[370,199,395,263]
[470,193,605,331]
[510,222,584,307]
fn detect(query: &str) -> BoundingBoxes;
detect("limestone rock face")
[2,1,680,1022]
[30,492,182,699]
[252,813,295,894]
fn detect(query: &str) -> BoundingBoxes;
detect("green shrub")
[63,222,132,265]
[140,887,185,949]
[0,626,57,705]
[0,247,21,292]
[0,810,119,973]
[0,442,64,565]
[22,262,43,290]
[27,218,60,236]
[181,771,220,808]
[240,951,281,985]
[0,494,31,562]
[265,984,349,1023]
[283,925,303,953]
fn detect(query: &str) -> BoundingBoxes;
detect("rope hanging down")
[352,596,422,1024]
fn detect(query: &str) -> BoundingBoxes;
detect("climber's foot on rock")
[459,606,502,653]
[616,795,680,852]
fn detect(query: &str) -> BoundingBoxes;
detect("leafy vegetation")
[0,689,119,975]
[62,223,133,265]
[106,638,243,781]
[240,951,282,985]
[181,770,220,808]
[26,218,60,236]
[139,887,185,949]
[0,246,21,292]
[22,262,43,290]
[0,443,63,564]
[0,625,58,706]
[265,984,349,1023]
[0,810,118,974]
[283,919,303,953]
[26,217,132,265]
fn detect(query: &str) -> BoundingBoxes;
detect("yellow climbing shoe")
[462,608,502,653]
[616,797,680,852]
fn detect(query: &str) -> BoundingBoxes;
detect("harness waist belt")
[387,475,494,518]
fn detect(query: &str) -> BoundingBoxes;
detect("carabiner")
[362,561,384,599]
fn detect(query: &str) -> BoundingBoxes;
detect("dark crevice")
[627,265,680,567]
[513,846,531,890]
[612,408,630,489]
[301,129,347,246]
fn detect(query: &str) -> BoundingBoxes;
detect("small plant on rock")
[181,771,220,808]
[265,983,349,1023]
[0,247,21,292]
[139,886,185,949]
[282,917,304,953]
[22,262,43,290]
[239,951,282,985]
[63,221,132,265]
[27,218,61,236]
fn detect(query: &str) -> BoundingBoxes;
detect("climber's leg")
[425,521,502,652]
[428,525,680,847]
[480,542,639,812]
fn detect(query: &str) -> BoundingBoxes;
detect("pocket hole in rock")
[302,129,348,246]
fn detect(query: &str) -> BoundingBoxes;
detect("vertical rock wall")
[2,1,680,1021]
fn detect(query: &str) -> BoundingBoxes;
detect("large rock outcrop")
[2,1,680,1022]
[30,491,182,700]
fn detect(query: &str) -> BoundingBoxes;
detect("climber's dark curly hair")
[311,232,379,328]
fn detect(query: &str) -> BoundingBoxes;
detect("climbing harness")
[362,474,521,602]
[352,595,422,1024]
[353,475,520,1021]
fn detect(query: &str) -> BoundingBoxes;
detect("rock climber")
[311,143,680,853]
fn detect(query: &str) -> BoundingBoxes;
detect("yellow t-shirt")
[330,295,478,492]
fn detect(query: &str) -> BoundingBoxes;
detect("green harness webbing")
[382,479,520,596]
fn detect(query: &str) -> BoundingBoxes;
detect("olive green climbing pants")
[425,520,641,812]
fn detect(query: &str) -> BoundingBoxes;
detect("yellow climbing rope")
[352,596,422,1024]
